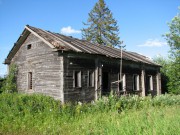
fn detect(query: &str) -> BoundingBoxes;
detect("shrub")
[1,64,17,93]
[0,77,6,93]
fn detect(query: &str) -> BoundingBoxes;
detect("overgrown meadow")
[0,93,180,135]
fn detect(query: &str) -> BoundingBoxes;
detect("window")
[28,72,32,89]
[73,71,81,87]
[147,75,153,90]
[133,74,139,91]
[27,44,32,50]
[119,74,126,91]
[88,71,94,87]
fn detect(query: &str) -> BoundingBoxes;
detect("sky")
[0,0,179,77]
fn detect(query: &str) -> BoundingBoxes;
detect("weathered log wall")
[63,53,95,102]
[11,33,64,101]
[62,53,160,102]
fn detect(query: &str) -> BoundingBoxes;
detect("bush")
[1,64,17,93]
[0,77,6,93]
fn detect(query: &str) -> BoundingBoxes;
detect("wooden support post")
[99,62,102,97]
[60,57,64,103]
[141,70,145,97]
[117,73,120,94]
[156,72,161,95]
[7,64,10,75]
[95,59,98,100]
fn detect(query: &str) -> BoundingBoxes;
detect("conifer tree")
[82,0,122,47]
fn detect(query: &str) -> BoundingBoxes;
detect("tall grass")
[0,93,180,134]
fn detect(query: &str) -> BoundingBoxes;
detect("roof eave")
[4,28,31,65]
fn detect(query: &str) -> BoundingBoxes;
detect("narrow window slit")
[28,72,32,89]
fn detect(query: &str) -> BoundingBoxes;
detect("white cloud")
[137,39,167,47]
[60,26,81,35]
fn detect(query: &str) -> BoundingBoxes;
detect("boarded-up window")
[73,71,81,87]
[88,71,94,87]
[133,74,139,91]
[147,75,153,90]
[119,74,126,91]
[28,72,32,89]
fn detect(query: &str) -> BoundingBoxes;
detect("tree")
[153,56,170,94]
[1,64,17,93]
[164,8,180,94]
[82,0,122,47]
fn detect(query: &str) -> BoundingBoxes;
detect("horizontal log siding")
[63,56,95,102]
[11,33,64,101]
[10,33,161,102]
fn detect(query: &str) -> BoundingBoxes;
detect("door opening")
[102,72,110,95]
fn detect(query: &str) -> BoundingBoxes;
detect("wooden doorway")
[102,71,110,95]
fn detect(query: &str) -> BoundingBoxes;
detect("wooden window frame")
[147,75,153,91]
[28,72,32,90]
[133,74,139,91]
[119,74,126,91]
[88,70,94,87]
[73,71,81,88]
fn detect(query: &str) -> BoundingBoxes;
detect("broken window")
[119,74,126,91]
[88,71,94,87]
[28,72,32,89]
[73,71,81,87]
[27,44,32,50]
[133,74,139,91]
[147,75,153,90]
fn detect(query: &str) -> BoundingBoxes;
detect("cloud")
[60,26,81,35]
[137,39,167,47]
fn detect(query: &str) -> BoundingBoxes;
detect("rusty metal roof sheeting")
[6,25,160,66]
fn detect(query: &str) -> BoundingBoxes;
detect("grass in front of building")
[0,93,179,135]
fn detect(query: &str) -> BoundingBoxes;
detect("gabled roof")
[5,25,160,66]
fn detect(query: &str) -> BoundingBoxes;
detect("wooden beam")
[95,59,98,100]
[98,62,102,97]
[141,70,145,96]
[156,72,161,95]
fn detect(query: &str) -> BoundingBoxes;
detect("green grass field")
[0,93,180,135]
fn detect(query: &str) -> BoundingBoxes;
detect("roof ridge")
[5,25,161,67]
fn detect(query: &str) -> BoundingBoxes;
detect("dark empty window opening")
[27,44,32,50]
[119,82,123,91]
[102,72,110,95]
[133,74,139,91]
[88,71,94,87]
[74,71,81,87]
[28,72,32,89]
